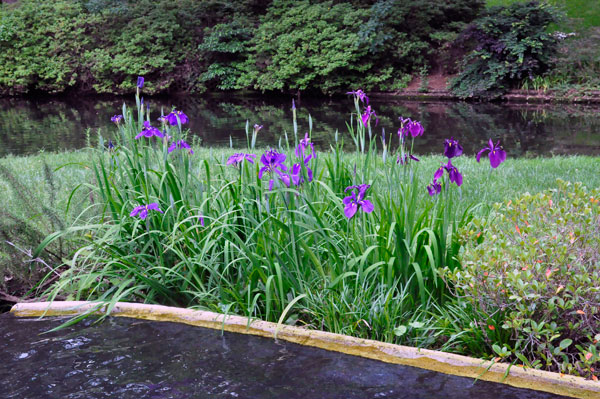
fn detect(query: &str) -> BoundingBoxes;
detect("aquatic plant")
[37,84,501,351]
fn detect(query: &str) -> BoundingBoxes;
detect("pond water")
[1,94,599,158]
[0,314,570,399]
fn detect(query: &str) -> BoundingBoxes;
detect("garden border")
[10,301,600,399]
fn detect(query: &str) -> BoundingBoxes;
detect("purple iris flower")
[130,202,163,220]
[345,184,371,199]
[111,114,123,124]
[166,110,189,126]
[443,160,463,186]
[137,76,144,89]
[292,99,296,110]
[168,140,193,155]
[135,121,164,139]
[295,132,314,159]
[444,138,463,159]
[427,180,442,196]
[361,106,378,127]
[290,156,314,186]
[198,214,205,227]
[227,153,256,165]
[108,140,114,150]
[477,139,507,169]
[398,119,424,138]
[397,153,420,165]
[254,124,263,133]
[158,115,168,124]
[343,184,374,219]
[347,89,369,104]
[433,160,463,186]
[259,149,288,189]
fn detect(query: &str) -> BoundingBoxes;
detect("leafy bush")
[239,0,369,93]
[0,0,252,95]
[446,180,600,378]
[241,0,483,94]
[0,0,485,95]
[549,27,600,89]
[198,19,254,91]
[451,1,560,99]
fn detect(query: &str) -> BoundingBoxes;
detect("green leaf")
[559,339,573,350]
[394,325,408,337]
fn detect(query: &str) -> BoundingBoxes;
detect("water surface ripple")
[0,314,569,399]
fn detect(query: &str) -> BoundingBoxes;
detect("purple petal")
[427,185,436,196]
[344,202,358,219]
[139,208,148,220]
[280,173,291,188]
[476,148,488,163]
[227,154,240,165]
[360,199,374,213]
[361,112,369,127]
[434,167,444,181]
[147,203,163,213]
[489,148,506,168]
[357,184,370,200]
[291,163,301,185]
[260,153,269,167]
[130,206,143,217]
[342,194,355,205]
[275,153,286,165]
[268,179,274,191]
[258,167,267,179]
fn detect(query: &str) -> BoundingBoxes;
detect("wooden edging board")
[10,301,600,399]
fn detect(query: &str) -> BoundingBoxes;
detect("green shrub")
[549,27,600,89]
[0,0,485,95]
[240,0,483,94]
[446,180,600,378]
[451,1,560,99]
[239,0,369,93]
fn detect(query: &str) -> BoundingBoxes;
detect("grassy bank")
[2,148,599,298]
[1,85,599,377]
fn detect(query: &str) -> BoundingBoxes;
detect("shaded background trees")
[1,0,596,98]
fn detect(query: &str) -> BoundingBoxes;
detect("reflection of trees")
[1,95,599,157]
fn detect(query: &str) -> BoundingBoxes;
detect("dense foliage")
[548,27,600,90]
[0,0,262,95]
[0,0,483,95]
[32,87,501,350]
[451,1,560,99]
[447,180,600,377]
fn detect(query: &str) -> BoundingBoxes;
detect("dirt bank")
[387,74,600,104]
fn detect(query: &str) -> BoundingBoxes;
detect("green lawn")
[486,0,600,28]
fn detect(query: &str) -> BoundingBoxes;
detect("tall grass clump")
[0,155,89,300]
[39,82,503,345]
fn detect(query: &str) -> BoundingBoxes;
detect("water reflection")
[0,94,599,157]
